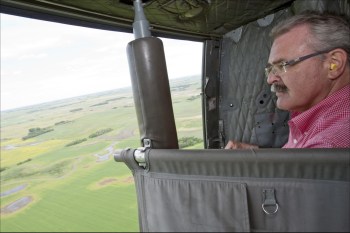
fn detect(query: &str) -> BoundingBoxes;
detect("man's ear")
[327,48,347,80]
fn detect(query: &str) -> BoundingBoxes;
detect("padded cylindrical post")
[127,37,179,149]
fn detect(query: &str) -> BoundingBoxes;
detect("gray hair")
[271,11,350,63]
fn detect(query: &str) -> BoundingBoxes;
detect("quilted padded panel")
[219,9,292,147]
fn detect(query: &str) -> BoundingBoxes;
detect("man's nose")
[266,73,280,85]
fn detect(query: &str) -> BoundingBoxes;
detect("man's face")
[267,25,329,112]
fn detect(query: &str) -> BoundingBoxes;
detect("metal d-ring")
[262,188,279,215]
[262,203,279,215]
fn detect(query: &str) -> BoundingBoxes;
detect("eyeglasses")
[264,49,332,78]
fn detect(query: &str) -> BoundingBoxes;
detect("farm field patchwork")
[0,76,203,232]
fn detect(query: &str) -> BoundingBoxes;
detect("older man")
[225,11,350,149]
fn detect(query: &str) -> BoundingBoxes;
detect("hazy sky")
[1,13,203,111]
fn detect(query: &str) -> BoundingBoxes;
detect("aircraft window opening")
[1,12,203,232]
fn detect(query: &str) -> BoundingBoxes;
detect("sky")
[0,13,203,111]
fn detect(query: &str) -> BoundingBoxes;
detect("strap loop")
[262,189,279,215]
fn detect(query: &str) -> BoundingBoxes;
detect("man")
[225,11,350,149]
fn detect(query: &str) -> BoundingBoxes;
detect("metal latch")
[134,147,147,168]
[113,146,149,169]
[143,138,152,148]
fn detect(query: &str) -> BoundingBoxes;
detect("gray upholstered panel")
[118,148,350,232]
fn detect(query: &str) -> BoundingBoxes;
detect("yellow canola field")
[1,140,64,167]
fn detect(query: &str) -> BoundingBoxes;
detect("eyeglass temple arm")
[286,50,332,66]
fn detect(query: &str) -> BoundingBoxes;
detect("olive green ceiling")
[1,0,294,40]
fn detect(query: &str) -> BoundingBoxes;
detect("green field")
[0,76,203,232]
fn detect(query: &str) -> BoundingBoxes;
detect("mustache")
[271,84,288,93]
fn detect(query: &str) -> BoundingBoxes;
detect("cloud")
[1,13,202,110]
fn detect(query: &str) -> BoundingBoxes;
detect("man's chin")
[276,97,289,110]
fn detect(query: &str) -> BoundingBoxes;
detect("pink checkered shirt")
[283,84,350,148]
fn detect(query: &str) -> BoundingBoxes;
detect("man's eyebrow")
[268,58,286,65]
